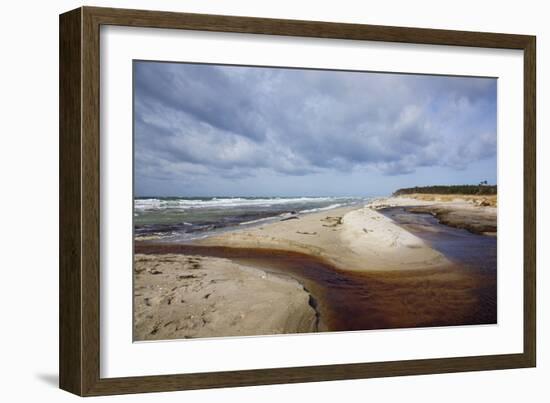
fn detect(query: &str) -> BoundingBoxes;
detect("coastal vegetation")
[393,183,497,196]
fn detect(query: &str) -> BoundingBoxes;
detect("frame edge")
[81,5,533,49]
[59,5,537,396]
[59,6,84,396]
[523,35,536,368]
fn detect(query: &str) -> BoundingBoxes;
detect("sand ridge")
[198,202,449,272]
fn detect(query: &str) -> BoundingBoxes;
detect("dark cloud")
[134,61,496,194]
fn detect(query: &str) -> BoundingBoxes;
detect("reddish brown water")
[135,240,496,332]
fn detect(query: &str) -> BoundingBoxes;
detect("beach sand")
[134,253,317,341]
[134,195,497,340]
[197,202,449,272]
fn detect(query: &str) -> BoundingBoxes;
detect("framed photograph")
[59,6,536,396]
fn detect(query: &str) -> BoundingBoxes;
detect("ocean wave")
[134,196,356,210]
[299,203,343,214]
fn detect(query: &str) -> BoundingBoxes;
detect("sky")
[134,61,497,197]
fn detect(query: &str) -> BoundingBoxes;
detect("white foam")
[299,203,343,214]
[134,197,360,211]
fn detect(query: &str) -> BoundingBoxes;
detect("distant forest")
[393,184,497,196]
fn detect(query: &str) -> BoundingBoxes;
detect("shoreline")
[134,194,497,340]
[370,195,497,236]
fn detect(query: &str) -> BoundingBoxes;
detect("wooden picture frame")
[59,6,536,396]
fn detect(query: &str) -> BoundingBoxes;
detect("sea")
[134,196,368,242]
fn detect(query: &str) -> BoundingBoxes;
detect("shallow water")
[378,207,497,273]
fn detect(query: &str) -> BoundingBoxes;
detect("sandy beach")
[134,194,497,340]
[134,253,317,340]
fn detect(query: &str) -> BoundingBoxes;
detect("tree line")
[393,184,497,196]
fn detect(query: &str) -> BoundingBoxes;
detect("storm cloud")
[134,61,496,196]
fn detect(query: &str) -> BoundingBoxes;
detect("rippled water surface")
[379,207,497,272]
